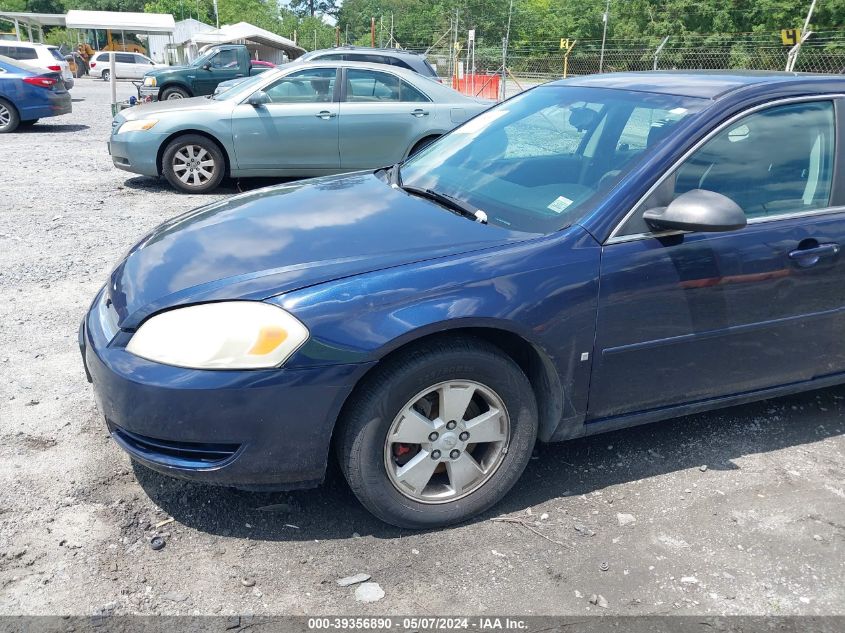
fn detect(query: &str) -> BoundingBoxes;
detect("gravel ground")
[1,78,844,617]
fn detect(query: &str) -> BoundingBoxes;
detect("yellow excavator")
[102,30,147,54]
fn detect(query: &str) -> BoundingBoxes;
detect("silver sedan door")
[231,67,340,172]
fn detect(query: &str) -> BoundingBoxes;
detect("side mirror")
[643,189,746,233]
[202,63,211,71]
[247,90,271,106]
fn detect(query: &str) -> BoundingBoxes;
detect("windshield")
[212,69,281,101]
[399,86,707,233]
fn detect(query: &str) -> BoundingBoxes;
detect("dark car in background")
[0,54,71,133]
[298,46,440,81]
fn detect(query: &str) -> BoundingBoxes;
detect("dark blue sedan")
[0,54,71,133]
[81,71,845,528]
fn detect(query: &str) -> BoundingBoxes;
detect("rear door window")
[346,69,401,102]
[9,47,38,60]
[116,53,135,64]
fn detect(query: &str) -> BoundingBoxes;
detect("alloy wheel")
[383,380,510,504]
[0,103,10,129]
[172,145,216,188]
[166,91,184,100]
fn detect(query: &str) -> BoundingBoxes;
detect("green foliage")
[44,26,82,47]
[337,0,845,50]
[144,0,216,25]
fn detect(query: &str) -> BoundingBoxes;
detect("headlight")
[143,76,157,87]
[117,119,158,134]
[126,302,309,369]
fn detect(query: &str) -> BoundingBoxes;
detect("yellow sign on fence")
[781,29,801,46]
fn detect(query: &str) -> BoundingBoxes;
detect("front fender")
[273,225,602,438]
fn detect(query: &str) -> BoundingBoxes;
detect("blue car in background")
[82,71,845,529]
[0,54,71,133]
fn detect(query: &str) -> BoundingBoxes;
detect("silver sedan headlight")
[126,302,309,369]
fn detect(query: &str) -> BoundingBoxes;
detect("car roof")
[304,46,425,59]
[4,41,50,49]
[261,60,475,101]
[552,70,845,100]
[289,59,425,78]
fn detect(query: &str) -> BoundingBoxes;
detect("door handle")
[411,109,429,117]
[316,110,337,119]
[788,242,839,267]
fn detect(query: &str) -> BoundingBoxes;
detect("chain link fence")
[418,30,845,101]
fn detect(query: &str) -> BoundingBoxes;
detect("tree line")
[1,0,843,52]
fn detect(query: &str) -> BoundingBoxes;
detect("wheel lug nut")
[428,431,439,442]
[450,449,460,459]
[431,450,441,460]
[446,420,457,430]
[459,431,469,441]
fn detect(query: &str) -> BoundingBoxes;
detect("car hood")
[109,173,533,329]
[120,96,221,119]
[144,65,193,78]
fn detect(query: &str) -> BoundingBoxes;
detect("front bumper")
[80,291,373,489]
[139,85,159,100]
[108,131,163,177]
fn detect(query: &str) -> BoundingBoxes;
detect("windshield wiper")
[400,184,488,224]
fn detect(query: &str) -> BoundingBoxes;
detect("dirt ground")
[0,78,843,618]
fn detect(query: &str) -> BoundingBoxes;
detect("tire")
[337,337,538,529]
[161,134,226,193]
[0,98,20,133]
[101,69,110,82]
[161,86,190,100]
[18,119,38,127]
[409,135,439,157]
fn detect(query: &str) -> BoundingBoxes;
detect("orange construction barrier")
[452,74,500,100]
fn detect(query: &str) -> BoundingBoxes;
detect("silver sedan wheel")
[172,145,216,188]
[0,103,11,129]
[383,380,510,504]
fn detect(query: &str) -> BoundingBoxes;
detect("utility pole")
[390,13,394,48]
[452,8,459,87]
[345,24,348,45]
[212,0,219,28]
[502,0,513,100]
[336,26,340,47]
[599,0,610,73]
[371,17,375,47]
[786,0,818,71]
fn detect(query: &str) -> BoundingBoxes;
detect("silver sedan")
[109,61,493,193]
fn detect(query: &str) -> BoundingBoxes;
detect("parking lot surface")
[0,79,843,616]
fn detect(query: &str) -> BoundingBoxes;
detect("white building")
[147,18,213,64]
[147,19,304,65]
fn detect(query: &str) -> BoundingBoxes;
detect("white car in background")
[0,42,73,89]
[90,52,162,81]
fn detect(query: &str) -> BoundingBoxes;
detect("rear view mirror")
[643,189,746,233]
[247,90,271,106]
[202,63,211,71]
[568,106,599,131]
